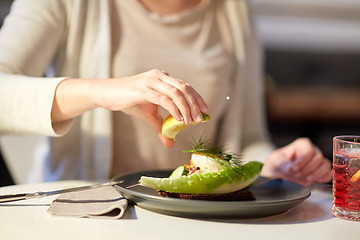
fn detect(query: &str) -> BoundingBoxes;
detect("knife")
[0,180,124,203]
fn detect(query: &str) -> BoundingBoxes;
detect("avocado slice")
[169,165,188,179]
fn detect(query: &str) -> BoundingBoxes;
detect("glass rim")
[334,135,360,144]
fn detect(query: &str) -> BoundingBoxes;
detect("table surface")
[0,181,359,240]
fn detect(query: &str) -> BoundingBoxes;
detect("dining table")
[0,180,359,240]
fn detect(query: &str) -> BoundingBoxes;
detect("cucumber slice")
[169,165,188,179]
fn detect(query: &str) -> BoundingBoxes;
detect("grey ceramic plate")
[113,170,311,219]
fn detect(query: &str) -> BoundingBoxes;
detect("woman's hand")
[261,138,332,186]
[51,69,208,147]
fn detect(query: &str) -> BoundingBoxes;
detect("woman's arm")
[52,70,208,125]
[0,1,208,144]
[51,69,208,147]
[0,0,68,135]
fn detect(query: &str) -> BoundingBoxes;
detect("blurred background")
[252,0,360,160]
[0,0,360,185]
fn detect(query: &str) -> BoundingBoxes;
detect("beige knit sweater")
[0,0,273,182]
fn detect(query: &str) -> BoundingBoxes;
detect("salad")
[140,137,263,199]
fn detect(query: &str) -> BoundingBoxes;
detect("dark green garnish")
[183,136,242,163]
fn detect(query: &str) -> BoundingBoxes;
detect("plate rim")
[112,170,311,218]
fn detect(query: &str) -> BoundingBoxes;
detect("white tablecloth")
[0,181,359,240]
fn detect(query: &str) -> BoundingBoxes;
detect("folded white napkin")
[48,186,128,219]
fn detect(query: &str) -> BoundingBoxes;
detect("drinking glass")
[332,136,360,221]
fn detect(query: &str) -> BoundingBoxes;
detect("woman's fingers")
[158,133,175,148]
[292,150,322,176]
[289,138,316,171]
[307,158,332,183]
[262,137,332,186]
[287,138,331,183]
[138,104,175,148]
[145,69,208,124]
[143,90,182,122]
[89,69,208,133]
[187,85,208,121]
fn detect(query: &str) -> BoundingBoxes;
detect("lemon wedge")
[350,169,360,184]
[161,113,210,140]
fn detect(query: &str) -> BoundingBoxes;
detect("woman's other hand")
[261,137,332,186]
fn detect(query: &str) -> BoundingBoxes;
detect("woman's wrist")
[51,78,97,123]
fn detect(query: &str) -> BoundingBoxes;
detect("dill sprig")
[183,136,242,163]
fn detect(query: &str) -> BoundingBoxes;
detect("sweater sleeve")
[0,73,71,136]
[0,0,73,136]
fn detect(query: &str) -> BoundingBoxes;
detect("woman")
[0,0,331,185]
